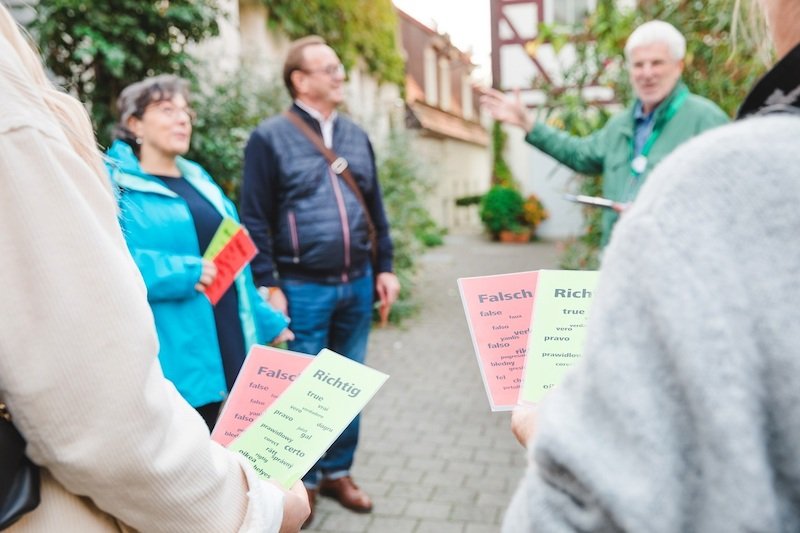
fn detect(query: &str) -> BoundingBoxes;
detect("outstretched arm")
[479,87,534,132]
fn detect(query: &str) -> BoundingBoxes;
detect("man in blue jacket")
[240,35,400,527]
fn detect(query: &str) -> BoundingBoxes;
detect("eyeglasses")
[147,102,197,124]
[301,63,346,78]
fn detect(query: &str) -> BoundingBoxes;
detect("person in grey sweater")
[503,1,800,530]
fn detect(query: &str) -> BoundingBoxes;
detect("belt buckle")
[331,157,348,175]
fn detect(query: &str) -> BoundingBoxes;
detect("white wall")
[344,66,404,149]
[410,136,491,230]
[190,0,242,81]
[505,126,584,240]
[237,0,289,78]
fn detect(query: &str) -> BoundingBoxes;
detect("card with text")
[520,270,600,404]
[229,349,389,488]
[458,271,539,411]
[202,218,258,305]
[211,346,313,447]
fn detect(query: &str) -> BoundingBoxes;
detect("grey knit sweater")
[503,113,800,532]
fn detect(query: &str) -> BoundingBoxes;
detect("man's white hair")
[624,20,686,61]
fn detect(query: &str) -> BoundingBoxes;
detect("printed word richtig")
[553,288,592,298]
[477,289,534,304]
[312,370,362,398]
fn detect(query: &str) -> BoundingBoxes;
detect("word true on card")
[229,349,388,489]
[458,271,539,411]
[520,269,599,404]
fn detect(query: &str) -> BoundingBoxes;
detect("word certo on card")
[229,349,388,489]
[458,271,539,411]
[202,217,258,305]
[212,346,313,447]
[520,269,599,404]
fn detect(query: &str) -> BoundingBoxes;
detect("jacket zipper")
[288,210,300,264]
[329,169,351,282]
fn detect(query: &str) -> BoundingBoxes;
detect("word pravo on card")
[519,270,599,404]
[202,217,258,305]
[459,269,599,410]
[227,349,388,489]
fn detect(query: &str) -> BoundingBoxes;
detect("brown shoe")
[319,476,373,513]
[301,487,316,530]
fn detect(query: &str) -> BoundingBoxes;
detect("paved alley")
[308,232,561,532]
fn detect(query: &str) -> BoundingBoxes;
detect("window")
[424,47,439,106]
[553,0,594,26]
[439,57,451,112]
[462,76,474,120]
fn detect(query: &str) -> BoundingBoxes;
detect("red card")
[211,346,313,446]
[204,228,258,305]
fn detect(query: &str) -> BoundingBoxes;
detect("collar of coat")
[620,80,689,139]
[105,140,230,216]
[738,42,800,119]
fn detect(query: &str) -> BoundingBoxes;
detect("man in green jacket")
[481,20,728,247]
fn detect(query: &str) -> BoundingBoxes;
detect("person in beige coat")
[0,7,308,532]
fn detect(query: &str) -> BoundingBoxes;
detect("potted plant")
[479,185,528,242]
[481,122,548,243]
[479,187,550,242]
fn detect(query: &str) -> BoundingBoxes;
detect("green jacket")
[526,82,729,246]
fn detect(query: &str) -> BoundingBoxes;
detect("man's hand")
[278,480,310,533]
[194,259,218,292]
[478,87,534,132]
[375,272,401,306]
[612,201,631,214]
[510,405,538,448]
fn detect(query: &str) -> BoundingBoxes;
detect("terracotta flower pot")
[498,229,531,243]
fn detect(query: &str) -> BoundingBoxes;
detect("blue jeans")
[282,270,373,488]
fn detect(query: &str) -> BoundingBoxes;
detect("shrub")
[522,193,549,232]
[454,194,483,207]
[479,185,526,236]
[376,129,445,323]
[188,70,289,201]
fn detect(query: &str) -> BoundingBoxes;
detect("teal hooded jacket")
[526,82,729,246]
[106,140,288,407]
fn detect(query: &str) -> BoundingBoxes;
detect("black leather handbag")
[0,402,40,530]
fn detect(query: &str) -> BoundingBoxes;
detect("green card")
[203,217,241,260]
[520,270,599,404]
[229,349,389,488]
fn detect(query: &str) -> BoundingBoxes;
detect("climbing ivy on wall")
[261,0,405,85]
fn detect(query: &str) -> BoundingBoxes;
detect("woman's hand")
[271,328,295,345]
[278,480,310,533]
[260,286,289,316]
[194,259,217,292]
[510,405,538,448]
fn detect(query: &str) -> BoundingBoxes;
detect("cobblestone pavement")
[307,232,561,532]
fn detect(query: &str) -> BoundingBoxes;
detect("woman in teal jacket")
[106,75,292,429]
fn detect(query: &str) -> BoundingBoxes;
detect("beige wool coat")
[0,33,285,532]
